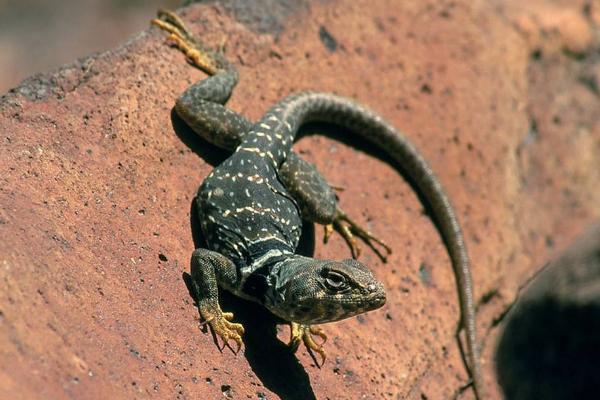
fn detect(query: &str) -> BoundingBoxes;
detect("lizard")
[151,9,484,398]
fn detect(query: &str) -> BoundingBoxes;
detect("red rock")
[1,1,599,399]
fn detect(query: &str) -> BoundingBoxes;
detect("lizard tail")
[268,92,485,398]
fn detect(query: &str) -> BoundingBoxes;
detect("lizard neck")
[239,253,308,310]
[242,238,294,271]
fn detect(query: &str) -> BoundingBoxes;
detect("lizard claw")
[331,209,392,262]
[151,9,221,75]
[198,303,245,354]
[323,223,334,243]
[289,323,328,368]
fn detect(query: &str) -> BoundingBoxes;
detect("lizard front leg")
[289,322,328,367]
[191,249,245,352]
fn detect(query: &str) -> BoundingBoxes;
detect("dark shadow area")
[173,109,317,400]
[495,298,600,400]
[171,109,230,167]
[219,291,317,400]
[495,224,600,400]
[296,217,316,258]
[182,271,317,400]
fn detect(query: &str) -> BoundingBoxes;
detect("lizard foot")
[198,303,245,353]
[324,209,392,262]
[151,9,221,75]
[289,322,328,367]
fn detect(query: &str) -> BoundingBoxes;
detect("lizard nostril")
[367,283,378,293]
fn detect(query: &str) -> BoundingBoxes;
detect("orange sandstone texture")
[1,1,599,399]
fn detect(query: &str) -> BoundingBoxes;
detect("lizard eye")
[323,270,348,291]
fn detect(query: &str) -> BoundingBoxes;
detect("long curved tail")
[269,92,484,398]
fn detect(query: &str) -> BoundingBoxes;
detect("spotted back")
[197,150,302,272]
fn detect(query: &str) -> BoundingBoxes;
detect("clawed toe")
[199,305,245,354]
[289,323,328,367]
[151,9,221,75]
[327,209,392,262]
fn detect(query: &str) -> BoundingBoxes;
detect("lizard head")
[267,256,386,324]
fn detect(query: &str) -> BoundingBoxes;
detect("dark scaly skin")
[152,10,483,398]
[152,10,387,364]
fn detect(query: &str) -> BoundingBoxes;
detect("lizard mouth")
[361,281,386,309]
[360,291,386,310]
[331,290,386,319]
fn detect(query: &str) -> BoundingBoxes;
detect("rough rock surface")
[1,0,599,399]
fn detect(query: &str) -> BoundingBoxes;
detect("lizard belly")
[197,151,302,268]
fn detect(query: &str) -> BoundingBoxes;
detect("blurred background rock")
[0,0,179,93]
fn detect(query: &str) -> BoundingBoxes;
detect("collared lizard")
[151,9,483,398]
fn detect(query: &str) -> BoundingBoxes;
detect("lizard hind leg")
[279,152,392,261]
[279,152,338,225]
[329,209,392,262]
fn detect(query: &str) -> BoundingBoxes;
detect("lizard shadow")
[173,110,318,400]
